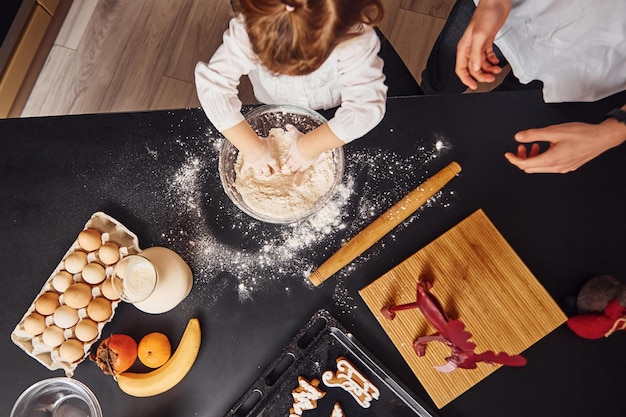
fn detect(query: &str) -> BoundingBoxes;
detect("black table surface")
[1,90,625,417]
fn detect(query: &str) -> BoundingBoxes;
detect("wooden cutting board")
[359,209,566,408]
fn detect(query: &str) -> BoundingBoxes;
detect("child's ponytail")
[235,0,384,75]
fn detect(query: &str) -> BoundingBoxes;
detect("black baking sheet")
[225,310,437,417]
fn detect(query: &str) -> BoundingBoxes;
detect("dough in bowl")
[234,127,335,221]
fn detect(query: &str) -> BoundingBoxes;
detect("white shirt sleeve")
[327,27,388,143]
[194,16,254,132]
[195,18,387,139]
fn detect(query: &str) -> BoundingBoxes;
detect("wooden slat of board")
[359,209,566,408]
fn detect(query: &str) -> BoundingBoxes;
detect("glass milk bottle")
[111,247,192,314]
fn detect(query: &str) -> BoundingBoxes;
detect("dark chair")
[376,28,424,97]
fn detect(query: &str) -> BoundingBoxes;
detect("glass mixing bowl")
[219,105,344,224]
[11,377,103,417]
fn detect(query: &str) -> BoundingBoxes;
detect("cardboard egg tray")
[11,212,141,377]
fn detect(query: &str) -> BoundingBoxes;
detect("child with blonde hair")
[195,0,387,176]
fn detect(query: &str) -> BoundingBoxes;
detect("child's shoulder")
[335,25,379,54]
[228,14,247,34]
[224,14,254,53]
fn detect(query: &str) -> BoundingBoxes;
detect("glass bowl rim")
[11,377,103,417]
[218,104,345,224]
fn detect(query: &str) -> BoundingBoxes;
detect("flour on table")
[155,122,455,310]
[234,128,335,221]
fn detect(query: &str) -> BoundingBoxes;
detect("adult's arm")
[504,104,626,173]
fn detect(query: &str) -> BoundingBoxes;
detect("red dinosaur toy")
[381,277,527,373]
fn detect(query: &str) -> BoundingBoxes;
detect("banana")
[115,318,201,397]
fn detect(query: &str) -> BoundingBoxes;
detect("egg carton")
[11,212,141,377]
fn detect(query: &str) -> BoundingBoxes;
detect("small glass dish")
[11,377,102,417]
[218,105,344,224]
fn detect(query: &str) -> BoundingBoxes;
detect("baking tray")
[225,310,437,417]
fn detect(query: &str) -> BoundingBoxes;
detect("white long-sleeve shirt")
[480,0,626,103]
[195,15,387,142]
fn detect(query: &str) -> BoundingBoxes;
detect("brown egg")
[23,312,46,336]
[98,242,120,265]
[100,277,120,301]
[87,297,112,322]
[64,251,88,274]
[42,325,65,347]
[75,319,99,342]
[59,339,85,362]
[78,228,102,252]
[35,292,60,316]
[63,283,93,309]
[51,271,74,292]
[53,305,79,329]
[81,262,106,285]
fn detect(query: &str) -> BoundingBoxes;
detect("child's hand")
[241,137,280,176]
[282,124,319,174]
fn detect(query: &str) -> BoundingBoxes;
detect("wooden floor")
[20,0,458,118]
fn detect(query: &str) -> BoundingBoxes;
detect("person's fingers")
[515,127,560,144]
[481,46,501,74]
[505,149,565,174]
[514,130,534,143]
[261,164,274,176]
[485,48,500,67]
[465,61,497,84]
[469,59,499,83]
[456,66,478,90]
[246,158,278,176]
[504,151,547,173]
[282,157,298,175]
[456,30,478,90]
[467,33,496,82]
[504,151,521,166]
[281,156,295,174]
[514,143,541,159]
[455,46,478,88]
[269,159,280,174]
[529,143,541,157]
[467,35,485,75]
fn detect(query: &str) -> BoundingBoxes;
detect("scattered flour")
[160,124,455,311]
[234,128,335,221]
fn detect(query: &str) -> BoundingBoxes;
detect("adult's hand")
[455,0,512,90]
[504,118,626,174]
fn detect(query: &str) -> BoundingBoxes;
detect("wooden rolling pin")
[308,161,462,286]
